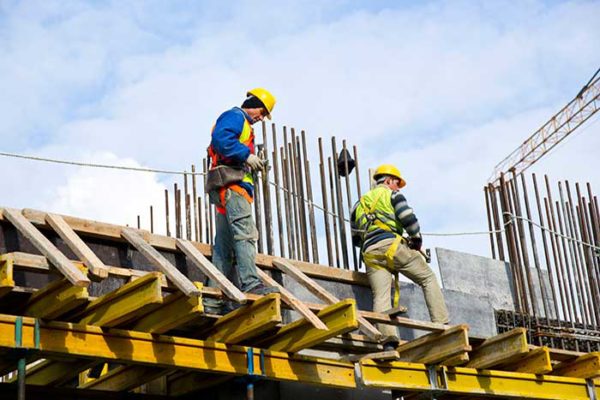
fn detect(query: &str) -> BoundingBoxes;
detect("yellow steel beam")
[24,277,89,320]
[0,314,356,389]
[360,360,599,400]
[130,282,203,334]
[72,272,163,327]
[466,328,528,369]
[260,299,358,353]
[206,293,282,343]
[396,324,471,364]
[552,353,600,379]
[79,365,166,391]
[0,257,15,298]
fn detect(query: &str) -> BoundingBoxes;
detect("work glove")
[408,234,423,251]
[246,154,264,172]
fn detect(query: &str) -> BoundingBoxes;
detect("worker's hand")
[408,235,422,251]
[246,154,264,172]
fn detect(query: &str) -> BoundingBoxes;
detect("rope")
[2,150,598,248]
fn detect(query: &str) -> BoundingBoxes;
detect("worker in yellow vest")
[351,164,449,346]
[204,88,278,314]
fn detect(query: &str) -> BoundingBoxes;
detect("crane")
[489,68,600,185]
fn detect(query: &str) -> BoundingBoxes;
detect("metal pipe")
[150,205,154,234]
[17,358,25,400]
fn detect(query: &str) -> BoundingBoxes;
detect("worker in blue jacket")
[204,88,278,314]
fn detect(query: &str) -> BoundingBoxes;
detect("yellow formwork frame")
[360,359,599,399]
[0,257,15,298]
[0,314,356,389]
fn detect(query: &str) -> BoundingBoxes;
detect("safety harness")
[355,188,406,307]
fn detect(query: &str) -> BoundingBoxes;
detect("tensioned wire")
[2,150,599,250]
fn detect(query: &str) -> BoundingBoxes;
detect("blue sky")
[1,0,599,259]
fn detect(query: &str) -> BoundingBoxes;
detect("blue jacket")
[210,107,254,196]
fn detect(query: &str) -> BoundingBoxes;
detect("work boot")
[246,283,279,296]
[381,335,400,352]
[202,299,223,315]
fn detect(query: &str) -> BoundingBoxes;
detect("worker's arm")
[391,191,420,238]
[211,108,251,164]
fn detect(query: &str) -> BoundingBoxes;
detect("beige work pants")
[365,238,449,337]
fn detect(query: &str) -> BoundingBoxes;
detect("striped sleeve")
[390,191,420,237]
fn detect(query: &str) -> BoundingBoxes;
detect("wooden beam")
[1,208,90,287]
[466,328,529,369]
[205,293,282,344]
[552,353,600,379]
[273,257,382,340]
[395,324,471,364]
[72,272,163,327]
[256,268,328,330]
[130,282,204,334]
[342,350,399,363]
[23,359,97,386]
[502,346,553,375]
[46,213,109,280]
[121,227,200,297]
[79,365,167,391]
[0,257,15,299]
[176,238,246,303]
[24,277,89,319]
[260,299,359,353]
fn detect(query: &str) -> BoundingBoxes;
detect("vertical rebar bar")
[302,130,319,264]
[272,124,285,257]
[332,137,350,269]
[192,164,199,241]
[282,145,296,259]
[261,122,274,255]
[328,156,341,268]
[488,184,506,261]
[342,140,358,270]
[319,138,333,266]
[292,130,309,261]
[150,205,154,234]
[484,186,496,259]
[165,189,171,237]
[555,198,581,325]
[254,163,264,254]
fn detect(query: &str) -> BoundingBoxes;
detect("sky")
[1,0,599,263]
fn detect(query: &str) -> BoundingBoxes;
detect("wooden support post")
[205,293,282,344]
[176,238,246,303]
[395,324,471,365]
[121,227,200,297]
[273,258,382,340]
[71,272,163,327]
[259,299,359,353]
[45,213,109,280]
[1,208,90,287]
[466,328,529,369]
[131,282,204,334]
[256,268,327,330]
[24,277,89,319]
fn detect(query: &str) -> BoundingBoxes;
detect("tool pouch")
[205,166,246,201]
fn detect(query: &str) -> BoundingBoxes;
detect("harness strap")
[363,235,404,308]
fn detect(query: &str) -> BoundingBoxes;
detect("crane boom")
[489,74,600,184]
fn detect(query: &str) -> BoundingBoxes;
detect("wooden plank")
[273,257,382,340]
[466,328,529,369]
[121,227,200,297]
[79,365,166,391]
[342,350,399,363]
[130,282,204,334]
[0,257,15,299]
[260,299,359,353]
[24,359,97,386]
[256,268,328,330]
[1,208,90,287]
[176,238,246,303]
[502,347,552,375]
[552,353,600,379]
[396,324,471,364]
[12,208,369,286]
[442,352,470,366]
[72,272,163,327]
[205,293,282,344]
[46,213,109,280]
[24,278,89,319]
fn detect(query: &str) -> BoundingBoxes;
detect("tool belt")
[362,234,406,308]
[205,165,246,200]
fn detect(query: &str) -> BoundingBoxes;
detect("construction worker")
[351,164,449,346]
[204,88,278,314]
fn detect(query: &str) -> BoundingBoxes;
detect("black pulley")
[337,148,356,177]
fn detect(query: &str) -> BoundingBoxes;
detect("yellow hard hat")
[374,164,406,188]
[247,88,276,119]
